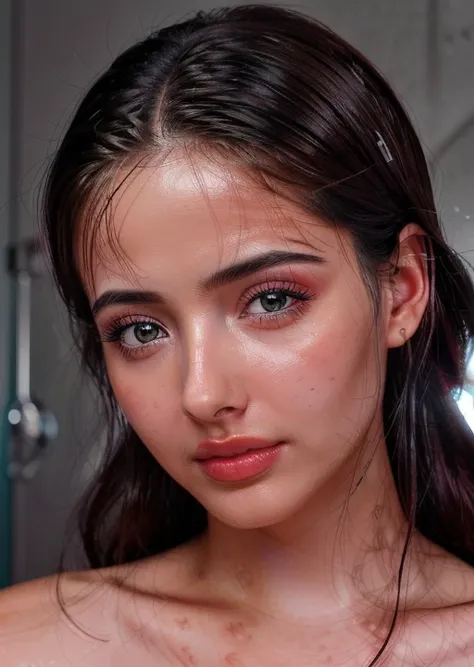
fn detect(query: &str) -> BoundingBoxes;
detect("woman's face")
[86,155,389,529]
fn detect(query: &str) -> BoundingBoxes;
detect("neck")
[197,438,412,622]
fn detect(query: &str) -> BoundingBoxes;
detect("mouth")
[194,436,281,461]
[193,437,285,482]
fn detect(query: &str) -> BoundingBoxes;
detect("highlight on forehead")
[75,145,330,297]
[76,149,238,291]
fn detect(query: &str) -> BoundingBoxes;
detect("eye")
[247,290,296,314]
[239,281,313,327]
[121,322,165,348]
[100,316,167,352]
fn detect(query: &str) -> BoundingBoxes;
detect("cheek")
[253,308,382,425]
[105,357,183,449]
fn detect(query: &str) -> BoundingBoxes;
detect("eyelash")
[100,314,165,360]
[100,280,313,359]
[239,280,312,324]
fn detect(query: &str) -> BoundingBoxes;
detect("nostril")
[213,406,237,418]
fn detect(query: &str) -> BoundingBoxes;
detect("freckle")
[180,645,197,665]
[226,621,252,641]
[310,387,315,391]
[175,617,190,629]
[236,565,254,590]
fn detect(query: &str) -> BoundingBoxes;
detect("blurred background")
[1,0,474,588]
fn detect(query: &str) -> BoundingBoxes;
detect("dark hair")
[44,4,474,663]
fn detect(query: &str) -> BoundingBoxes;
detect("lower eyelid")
[244,299,310,326]
[121,336,165,349]
[115,335,166,360]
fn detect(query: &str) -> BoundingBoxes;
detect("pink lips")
[194,437,283,482]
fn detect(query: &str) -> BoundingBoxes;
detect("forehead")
[86,154,346,294]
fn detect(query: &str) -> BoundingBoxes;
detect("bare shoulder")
[401,543,474,665]
[0,544,206,667]
[0,570,123,666]
[420,547,474,609]
[0,574,67,635]
[402,598,474,666]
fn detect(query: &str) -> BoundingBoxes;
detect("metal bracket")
[4,238,57,481]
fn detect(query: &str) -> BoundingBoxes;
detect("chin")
[201,483,311,530]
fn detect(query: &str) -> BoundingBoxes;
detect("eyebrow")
[91,290,165,317]
[201,250,325,290]
[92,250,324,317]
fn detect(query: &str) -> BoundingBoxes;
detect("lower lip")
[197,444,283,482]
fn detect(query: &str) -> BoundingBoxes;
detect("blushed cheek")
[106,364,180,443]
[115,395,187,472]
[263,324,379,426]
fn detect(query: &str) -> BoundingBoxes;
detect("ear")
[385,223,430,349]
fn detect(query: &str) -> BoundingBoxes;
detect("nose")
[181,325,248,426]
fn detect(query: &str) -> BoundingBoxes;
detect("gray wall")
[0,3,12,400]
[8,0,474,582]
[0,0,12,588]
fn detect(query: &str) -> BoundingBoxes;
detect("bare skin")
[1,154,474,666]
[1,541,474,666]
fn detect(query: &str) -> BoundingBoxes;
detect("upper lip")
[194,436,279,460]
